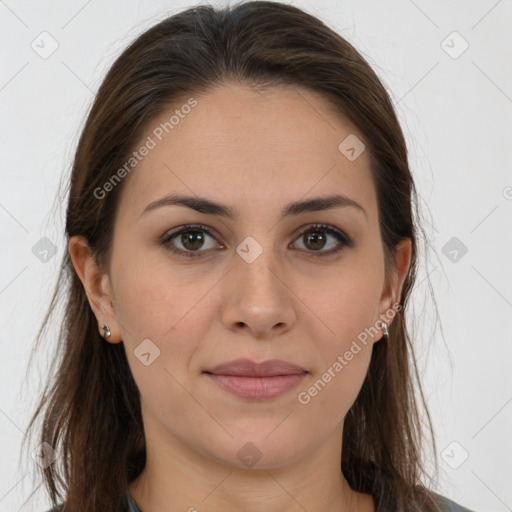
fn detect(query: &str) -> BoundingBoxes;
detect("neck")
[128,418,374,512]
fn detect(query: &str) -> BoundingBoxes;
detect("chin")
[205,433,308,471]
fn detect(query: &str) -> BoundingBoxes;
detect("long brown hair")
[24,2,443,511]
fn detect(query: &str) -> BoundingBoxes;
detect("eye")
[161,224,222,258]
[161,223,352,259]
[291,223,352,258]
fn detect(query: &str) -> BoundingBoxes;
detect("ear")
[376,238,412,339]
[68,235,122,344]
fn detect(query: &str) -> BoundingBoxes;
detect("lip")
[203,358,308,400]
[204,358,307,377]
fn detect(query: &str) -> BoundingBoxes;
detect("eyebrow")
[140,193,368,221]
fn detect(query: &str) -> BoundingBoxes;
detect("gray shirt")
[126,491,476,512]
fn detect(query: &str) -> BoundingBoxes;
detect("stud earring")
[381,321,389,340]
[102,325,111,339]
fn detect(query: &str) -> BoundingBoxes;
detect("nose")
[221,247,297,339]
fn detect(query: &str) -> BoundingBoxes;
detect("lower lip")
[204,372,307,400]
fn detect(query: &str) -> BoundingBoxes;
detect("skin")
[69,83,411,512]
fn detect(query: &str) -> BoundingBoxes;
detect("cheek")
[296,322,374,434]
[111,247,210,338]
[114,261,211,419]
[307,261,383,346]
[297,261,381,408]
[110,250,225,391]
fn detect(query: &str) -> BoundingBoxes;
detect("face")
[76,83,410,470]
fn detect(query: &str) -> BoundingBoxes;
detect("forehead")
[116,83,377,222]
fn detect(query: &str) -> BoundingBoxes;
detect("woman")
[26,2,476,511]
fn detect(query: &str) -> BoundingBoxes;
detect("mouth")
[203,358,308,400]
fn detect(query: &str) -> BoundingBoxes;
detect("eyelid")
[161,223,222,251]
[289,223,352,257]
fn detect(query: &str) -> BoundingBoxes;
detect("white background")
[1,1,511,511]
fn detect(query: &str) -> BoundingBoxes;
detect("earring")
[381,321,389,340]
[102,325,111,339]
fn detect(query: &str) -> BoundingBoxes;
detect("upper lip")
[204,358,307,377]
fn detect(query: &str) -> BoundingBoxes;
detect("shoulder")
[43,493,139,512]
[43,501,138,512]
[433,493,477,512]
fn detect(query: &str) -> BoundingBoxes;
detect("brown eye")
[161,223,352,260]
[303,230,328,251]
[180,230,206,250]
[161,224,221,258]
[292,224,352,257]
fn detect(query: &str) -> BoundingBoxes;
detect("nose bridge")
[234,234,284,297]
[221,233,296,334]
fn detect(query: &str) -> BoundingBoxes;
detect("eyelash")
[161,223,352,259]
